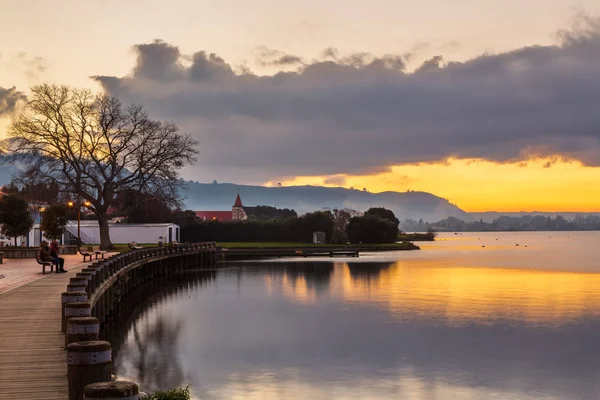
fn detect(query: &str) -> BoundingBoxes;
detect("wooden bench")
[36,254,55,274]
[92,246,106,259]
[129,242,143,250]
[79,247,93,262]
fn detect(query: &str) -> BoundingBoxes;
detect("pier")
[0,243,216,400]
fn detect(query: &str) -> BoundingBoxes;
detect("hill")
[181,181,471,222]
[471,211,600,222]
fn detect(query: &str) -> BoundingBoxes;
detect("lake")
[111,232,600,399]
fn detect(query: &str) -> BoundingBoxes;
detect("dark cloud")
[256,47,304,67]
[0,86,26,116]
[93,17,600,183]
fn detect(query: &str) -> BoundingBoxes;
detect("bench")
[92,246,106,260]
[36,254,55,274]
[129,242,143,250]
[79,247,93,262]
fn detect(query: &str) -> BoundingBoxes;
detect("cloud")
[14,53,49,82]
[323,175,347,186]
[93,17,600,183]
[0,86,26,117]
[256,46,304,66]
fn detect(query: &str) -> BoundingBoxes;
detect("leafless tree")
[4,84,198,249]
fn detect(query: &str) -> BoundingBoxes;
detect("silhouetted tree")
[40,204,69,241]
[0,194,33,245]
[364,207,400,227]
[113,189,173,223]
[5,84,198,249]
[347,214,397,244]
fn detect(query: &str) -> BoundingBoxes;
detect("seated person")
[50,241,66,272]
[39,241,63,273]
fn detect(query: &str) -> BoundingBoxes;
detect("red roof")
[233,193,243,207]
[195,211,233,221]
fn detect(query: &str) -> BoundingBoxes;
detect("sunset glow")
[267,157,600,212]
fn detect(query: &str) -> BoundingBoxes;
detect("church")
[194,193,248,222]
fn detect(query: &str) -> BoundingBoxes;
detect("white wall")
[27,222,181,246]
[77,224,180,244]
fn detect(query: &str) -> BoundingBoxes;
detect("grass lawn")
[111,243,158,253]
[217,242,418,250]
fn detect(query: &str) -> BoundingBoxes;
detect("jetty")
[0,243,216,400]
[218,246,360,260]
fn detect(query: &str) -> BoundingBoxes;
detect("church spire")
[233,192,243,208]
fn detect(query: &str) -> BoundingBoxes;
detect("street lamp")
[68,200,91,247]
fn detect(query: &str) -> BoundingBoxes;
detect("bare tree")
[4,84,198,249]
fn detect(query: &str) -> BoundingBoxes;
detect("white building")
[28,220,181,246]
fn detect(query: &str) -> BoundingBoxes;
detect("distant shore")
[217,242,420,251]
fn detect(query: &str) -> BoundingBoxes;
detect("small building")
[28,221,181,246]
[313,231,326,244]
[195,193,248,222]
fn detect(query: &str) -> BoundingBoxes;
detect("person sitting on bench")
[50,241,66,272]
[39,241,65,273]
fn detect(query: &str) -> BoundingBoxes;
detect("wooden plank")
[0,263,87,400]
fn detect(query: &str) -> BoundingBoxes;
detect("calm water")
[112,232,600,399]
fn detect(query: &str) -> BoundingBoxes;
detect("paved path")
[0,253,114,399]
[0,255,87,295]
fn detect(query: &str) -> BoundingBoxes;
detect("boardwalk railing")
[60,242,216,400]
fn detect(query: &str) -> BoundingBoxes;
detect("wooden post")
[67,340,112,400]
[63,301,92,332]
[76,272,94,296]
[61,292,88,332]
[84,381,139,400]
[82,267,99,292]
[67,283,87,293]
[66,317,99,347]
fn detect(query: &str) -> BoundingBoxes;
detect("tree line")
[179,207,401,244]
[401,215,600,232]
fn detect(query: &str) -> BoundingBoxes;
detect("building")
[28,221,181,246]
[195,193,248,222]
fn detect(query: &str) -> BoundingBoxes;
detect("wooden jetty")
[0,262,88,400]
[301,249,359,258]
[0,243,216,400]
[218,247,360,260]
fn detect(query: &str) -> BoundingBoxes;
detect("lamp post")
[68,200,91,247]
[37,206,46,246]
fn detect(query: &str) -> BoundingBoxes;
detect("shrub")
[143,386,191,400]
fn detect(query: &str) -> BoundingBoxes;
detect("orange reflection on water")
[266,262,600,326]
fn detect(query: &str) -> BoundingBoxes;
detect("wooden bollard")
[66,317,99,347]
[84,381,139,400]
[82,268,98,292]
[76,272,94,295]
[61,292,88,332]
[67,283,87,293]
[63,302,92,332]
[67,340,112,400]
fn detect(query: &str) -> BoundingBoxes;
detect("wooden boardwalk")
[0,263,87,400]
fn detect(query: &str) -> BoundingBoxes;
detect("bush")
[347,214,398,244]
[143,386,191,400]
[40,204,69,241]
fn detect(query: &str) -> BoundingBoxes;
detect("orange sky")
[266,157,600,212]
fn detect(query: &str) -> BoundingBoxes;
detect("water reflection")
[111,235,600,400]
[105,272,216,392]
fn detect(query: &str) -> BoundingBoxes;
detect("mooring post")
[67,340,112,400]
[67,283,87,293]
[61,291,88,332]
[66,316,99,347]
[76,272,94,296]
[82,267,99,292]
[84,380,139,400]
[64,301,92,332]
